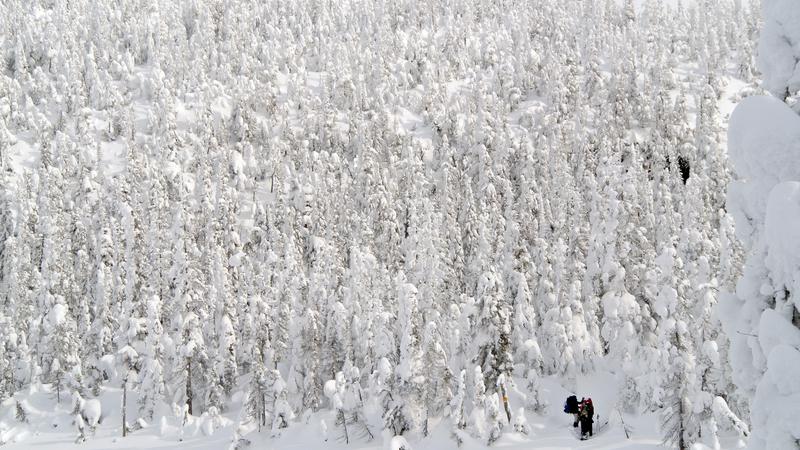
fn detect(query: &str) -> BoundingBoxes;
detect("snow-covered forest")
[0,0,798,448]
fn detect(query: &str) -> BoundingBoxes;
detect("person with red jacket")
[578,398,594,439]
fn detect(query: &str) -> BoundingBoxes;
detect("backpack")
[564,395,578,414]
[584,398,594,418]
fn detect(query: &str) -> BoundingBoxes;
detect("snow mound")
[749,345,800,450]
[389,435,413,450]
[727,95,800,244]
[728,95,800,182]
[81,399,102,427]
[758,310,800,364]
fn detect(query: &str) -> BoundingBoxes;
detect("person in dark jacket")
[578,398,594,439]
[564,395,580,427]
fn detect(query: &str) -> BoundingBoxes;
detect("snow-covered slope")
[2,371,714,450]
[0,0,766,449]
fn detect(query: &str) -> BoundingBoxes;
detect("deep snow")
[0,370,745,449]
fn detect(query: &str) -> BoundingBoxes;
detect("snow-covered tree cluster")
[0,0,764,448]
[723,1,800,450]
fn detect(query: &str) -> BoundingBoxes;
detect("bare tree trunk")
[339,409,349,444]
[678,397,686,450]
[122,373,128,437]
[618,409,630,439]
[500,382,512,423]
[262,393,267,429]
[256,393,262,432]
[186,357,193,416]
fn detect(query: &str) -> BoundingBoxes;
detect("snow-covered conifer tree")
[0,0,762,446]
[722,2,800,448]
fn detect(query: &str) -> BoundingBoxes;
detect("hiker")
[578,397,594,439]
[564,395,580,427]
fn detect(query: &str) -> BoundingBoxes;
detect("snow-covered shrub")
[512,407,530,435]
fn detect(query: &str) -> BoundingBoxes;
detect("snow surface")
[0,372,692,450]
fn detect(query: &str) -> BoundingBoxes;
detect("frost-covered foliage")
[724,5,800,443]
[0,0,756,447]
[758,0,800,107]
